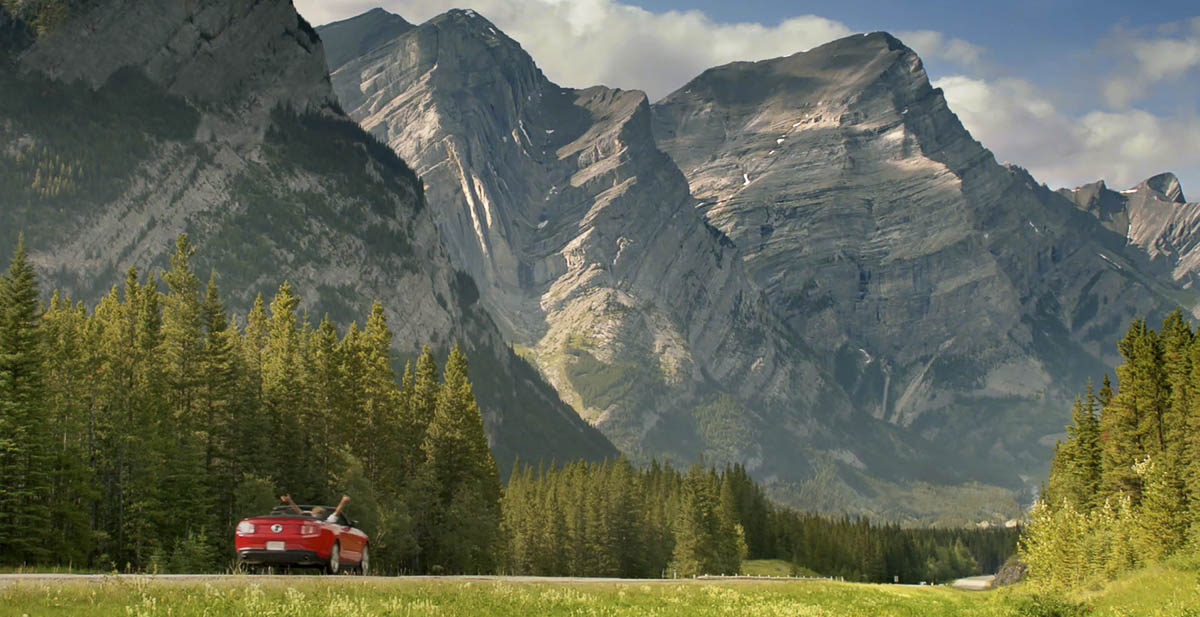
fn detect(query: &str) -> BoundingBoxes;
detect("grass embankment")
[1068,562,1200,616]
[1,563,1196,617]
[0,577,1005,617]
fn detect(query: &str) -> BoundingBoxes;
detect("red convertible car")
[235,505,369,574]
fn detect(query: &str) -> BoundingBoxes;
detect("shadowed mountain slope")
[0,0,616,469]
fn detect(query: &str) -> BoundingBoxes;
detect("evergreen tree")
[198,273,241,536]
[0,236,51,564]
[1102,321,1158,501]
[671,464,721,577]
[158,235,214,542]
[40,292,98,564]
[421,345,502,573]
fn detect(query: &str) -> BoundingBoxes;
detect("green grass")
[740,559,821,578]
[1068,562,1200,616]
[2,562,1196,616]
[0,577,1013,617]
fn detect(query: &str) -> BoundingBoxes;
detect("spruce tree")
[0,236,51,564]
[1102,321,1156,501]
[421,345,502,573]
[1071,382,1103,511]
[39,292,97,564]
[158,235,213,541]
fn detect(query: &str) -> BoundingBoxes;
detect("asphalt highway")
[0,573,994,588]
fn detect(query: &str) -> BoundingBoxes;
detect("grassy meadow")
[0,563,1196,617]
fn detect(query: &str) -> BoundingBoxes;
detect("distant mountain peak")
[1138,172,1187,204]
[425,8,523,49]
[316,6,413,71]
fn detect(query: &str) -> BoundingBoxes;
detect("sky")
[293,0,1200,196]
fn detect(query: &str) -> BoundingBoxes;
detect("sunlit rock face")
[324,9,849,475]
[1059,173,1200,289]
[323,13,1194,518]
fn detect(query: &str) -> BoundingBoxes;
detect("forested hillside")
[0,237,1013,578]
[0,234,502,574]
[503,460,1015,582]
[1021,313,1200,590]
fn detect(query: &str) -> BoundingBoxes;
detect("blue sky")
[297,0,1200,195]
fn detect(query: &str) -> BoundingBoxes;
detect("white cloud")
[896,30,986,72]
[295,0,852,100]
[1102,19,1200,108]
[936,75,1200,193]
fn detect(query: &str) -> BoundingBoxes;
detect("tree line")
[0,234,500,573]
[503,460,1016,582]
[0,235,1014,578]
[1022,313,1200,590]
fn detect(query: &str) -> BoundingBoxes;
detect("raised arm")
[280,494,303,515]
[330,495,350,520]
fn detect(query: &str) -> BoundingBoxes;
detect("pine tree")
[158,235,214,542]
[671,464,721,577]
[0,236,52,564]
[39,292,98,564]
[1132,456,1188,560]
[1072,383,1103,511]
[1102,321,1158,501]
[261,282,316,495]
[357,301,400,486]
[420,345,502,573]
[198,273,241,536]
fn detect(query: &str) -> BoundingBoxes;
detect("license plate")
[266,541,285,551]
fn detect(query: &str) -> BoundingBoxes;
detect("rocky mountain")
[650,32,1193,474]
[1059,173,1200,288]
[321,12,1197,519]
[0,0,616,467]
[320,9,865,479]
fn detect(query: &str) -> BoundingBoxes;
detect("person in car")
[280,494,351,523]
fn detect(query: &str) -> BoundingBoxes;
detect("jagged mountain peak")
[1137,172,1187,204]
[661,30,925,111]
[317,6,413,71]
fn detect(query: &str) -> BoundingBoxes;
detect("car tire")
[326,542,341,575]
[358,545,369,576]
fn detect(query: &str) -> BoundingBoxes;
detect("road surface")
[950,575,995,591]
[0,573,999,589]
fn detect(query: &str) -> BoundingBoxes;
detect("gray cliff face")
[1059,174,1200,290]
[20,0,335,121]
[321,13,1199,516]
[323,10,863,477]
[0,0,616,467]
[652,34,1187,470]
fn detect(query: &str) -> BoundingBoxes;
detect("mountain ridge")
[320,9,1200,520]
[0,0,617,468]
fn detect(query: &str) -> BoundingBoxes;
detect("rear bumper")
[237,548,323,566]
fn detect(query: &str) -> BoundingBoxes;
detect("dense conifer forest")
[1022,313,1200,590]
[0,236,1014,579]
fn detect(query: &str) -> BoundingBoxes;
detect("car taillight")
[236,521,256,534]
[300,524,318,536]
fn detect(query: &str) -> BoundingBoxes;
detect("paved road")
[950,575,995,591]
[0,573,998,589]
[0,573,782,586]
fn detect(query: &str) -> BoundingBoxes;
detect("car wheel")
[326,542,341,575]
[358,545,369,576]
